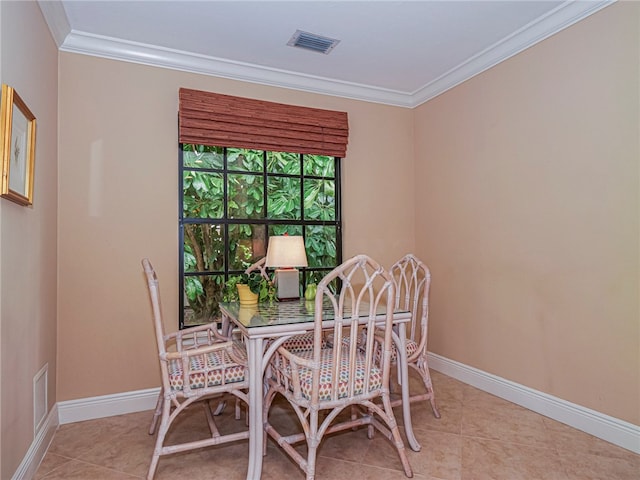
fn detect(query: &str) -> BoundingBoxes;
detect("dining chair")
[141,258,250,479]
[263,254,413,479]
[387,254,440,418]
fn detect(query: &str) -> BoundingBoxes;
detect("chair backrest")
[141,258,169,361]
[389,254,431,355]
[313,254,395,403]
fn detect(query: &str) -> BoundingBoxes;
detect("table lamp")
[265,235,308,300]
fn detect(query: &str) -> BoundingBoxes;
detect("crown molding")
[412,0,615,106]
[59,30,416,107]
[37,0,70,48]
[41,0,615,108]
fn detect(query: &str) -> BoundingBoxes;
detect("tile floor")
[35,371,639,479]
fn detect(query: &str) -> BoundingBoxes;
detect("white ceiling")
[38,0,613,108]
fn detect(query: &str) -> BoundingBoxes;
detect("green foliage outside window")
[180,145,341,327]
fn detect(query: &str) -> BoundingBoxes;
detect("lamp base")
[275,268,300,300]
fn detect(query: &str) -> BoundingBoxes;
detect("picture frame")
[1,84,36,206]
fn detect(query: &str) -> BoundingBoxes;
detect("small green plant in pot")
[224,273,277,304]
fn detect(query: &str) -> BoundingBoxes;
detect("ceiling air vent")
[287,30,340,54]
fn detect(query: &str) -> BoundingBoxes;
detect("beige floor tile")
[315,457,429,479]
[396,396,463,436]
[47,418,123,459]
[461,390,554,449]
[315,427,374,463]
[35,459,142,479]
[429,370,467,404]
[153,445,249,480]
[34,453,74,479]
[360,428,418,475]
[74,419,155,477]
[543,416,640,462]
[460,437,569,480]
[559,450,640,480]
[405,429,462,480]
[261,443,309,480]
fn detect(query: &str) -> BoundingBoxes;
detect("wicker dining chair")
[141,258,250,479]
[387,254,440,418]
[263,254,413,479]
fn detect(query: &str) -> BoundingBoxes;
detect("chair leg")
[147,395,172,480]
[305,409,320,480]
[380,396,413,478]
[203,401,222,438]
[235,397,243,421]
[209,394,244,421]
[416,356,440,418]
[306,446,318,480]
[367,405,375,439]
[149,388,164,435]
[429,397,440,418]
[350,405,361,432]
[213,399,227,416]
[147,454,160,480]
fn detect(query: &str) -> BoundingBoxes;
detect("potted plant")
[224,272,276,305]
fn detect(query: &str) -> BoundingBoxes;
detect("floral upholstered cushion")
[390,339,419,361]
[280,332,325,353]
[167,341,246,391]
[285,348,382,401]
[373,338,420,363]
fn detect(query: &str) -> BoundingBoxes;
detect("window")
[177,87,348,328]
[179,144,342,328]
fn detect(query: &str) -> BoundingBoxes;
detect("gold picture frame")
[1,84,36,206]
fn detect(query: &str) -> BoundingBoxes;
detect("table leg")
[220,314,232,338]
[246,337,265,480]
[397,323,421,452]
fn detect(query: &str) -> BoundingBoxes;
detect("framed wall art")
[1,84,36,206]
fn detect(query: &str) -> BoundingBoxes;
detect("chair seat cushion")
[390,339,419,362]
[282,348,382,401]
[330,334,419,363]
[325,332,365,349]
[168,340,246,391]
[281,332,325,353]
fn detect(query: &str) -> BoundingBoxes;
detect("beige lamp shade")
[265,235,307,300]
[265,236,308,268]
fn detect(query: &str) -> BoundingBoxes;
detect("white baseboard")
[427,352,640,454]
[11,404,59,480]
[58,387,160,424]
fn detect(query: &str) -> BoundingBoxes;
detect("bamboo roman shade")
[179,88,348,157]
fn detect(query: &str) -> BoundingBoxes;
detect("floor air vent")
[287,30,340,54]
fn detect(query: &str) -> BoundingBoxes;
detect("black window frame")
[178,145,342,329]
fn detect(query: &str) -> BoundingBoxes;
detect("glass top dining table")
[220,296,396,329]
[218,298,420,480]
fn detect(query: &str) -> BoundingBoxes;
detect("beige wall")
[57,54,415,400]
[414,1,639,424]
[2,2,638,475]
[0,1,58,477]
